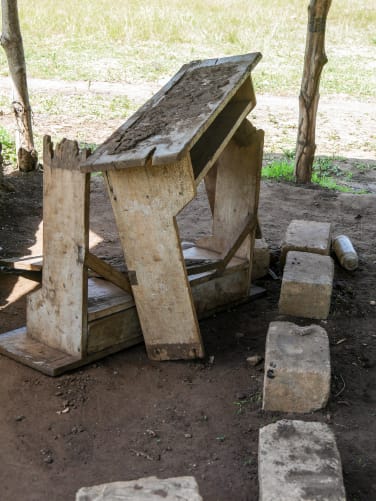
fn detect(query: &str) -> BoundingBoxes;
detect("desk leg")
[105,157,204,361]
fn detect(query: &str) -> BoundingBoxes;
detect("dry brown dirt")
[0,90,376,500]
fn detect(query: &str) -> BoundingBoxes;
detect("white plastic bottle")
[332,235,358,271]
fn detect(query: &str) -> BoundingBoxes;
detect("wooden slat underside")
[81,53,261,171]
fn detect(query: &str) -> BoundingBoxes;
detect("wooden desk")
[82,53,264,361]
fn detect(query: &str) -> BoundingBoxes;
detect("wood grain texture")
[81,53,261,172]
[26,136,90,356]
[104,155,204,360]
[87,308,142,354]
[85,252,132,294]
[0,255,43,271]
[198,122,264,295]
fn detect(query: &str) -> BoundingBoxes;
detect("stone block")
[281,219,332,265]
[259,420,346,501]
[279,251,334,319]
[263,321,330,412]
[252,238,270,280]
[76,476,203,501]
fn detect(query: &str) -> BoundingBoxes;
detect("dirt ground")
[1,91,376,501]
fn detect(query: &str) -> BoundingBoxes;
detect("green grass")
[0,126,17,165]
[262,156,370,193]
[0,0,375,97]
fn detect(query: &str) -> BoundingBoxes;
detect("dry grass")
[0,0,374,96]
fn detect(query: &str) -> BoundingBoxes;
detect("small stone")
[15,415,25,422]
[184,433,192,439]
[44,456,54,464]
[246,354,263,366]
[370,301,376,306]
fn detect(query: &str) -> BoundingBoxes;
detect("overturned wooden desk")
[0,53,264,375]
[82,52,264,361]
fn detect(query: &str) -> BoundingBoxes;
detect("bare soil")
[0,90,376,501]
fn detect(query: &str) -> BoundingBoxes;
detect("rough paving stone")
[76,476,203,501]
[281,219,332,265]
[279,251,334,319]
[263,321,330,412]
[252,238,270,280]
[259,420,346,501]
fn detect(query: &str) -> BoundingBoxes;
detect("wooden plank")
[0,255,43,271]
[0,326,142,377]
[191,268,251,317]
[87,308,142,354]
[215,214,257,275]
[104,155,205,361]
[81,53,262,172]
[26,137,90,357]
[198,122,263,265]
[183,245,248,276]
[0,327,81,376]
[87,277,134,321]
[85,252,132,294]
[191,77,256,183]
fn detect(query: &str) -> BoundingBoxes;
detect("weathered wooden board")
[104,156,205,361]
[199,122,264,286]
[87,277,134,321]
[0,255,43,271]
[88,308,142,354]
[26,137,90,357]
[81,53,261,172]
[0,327,81,376]
[85,251,132,294]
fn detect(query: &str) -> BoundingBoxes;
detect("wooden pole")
[1,0,37,171]
[295,0,332,184]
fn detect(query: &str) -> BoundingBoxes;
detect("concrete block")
[279,251,334,319]
[252,238,270,279]
[259,420,346,501]
[76,476,203,501]
[281,219,332,265]
[263,321,330,412]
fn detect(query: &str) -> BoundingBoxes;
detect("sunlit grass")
[262,157,369,193]
[0,0,374,96]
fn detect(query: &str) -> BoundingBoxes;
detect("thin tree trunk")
[295,0,332,184]
[1,0,37,171]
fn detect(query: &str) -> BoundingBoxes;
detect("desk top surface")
[81,52,261,172]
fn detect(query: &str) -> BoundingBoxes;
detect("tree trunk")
[1,0,37,171]
[294,0,332,184]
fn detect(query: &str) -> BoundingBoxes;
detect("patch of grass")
[0,126,17,165]
[262,157,368,193]
[262,160,295,182]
